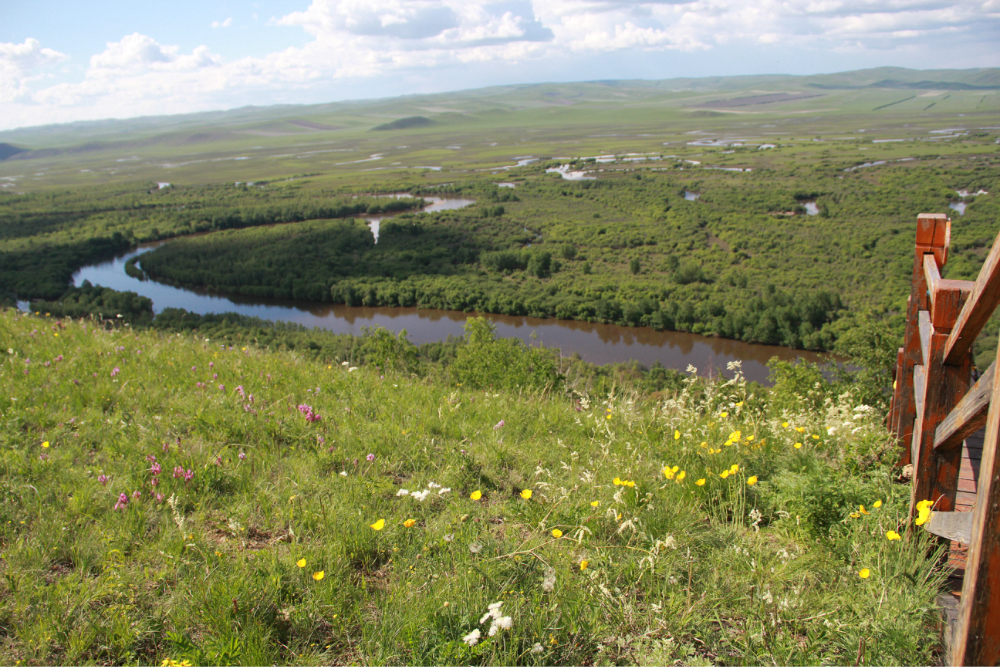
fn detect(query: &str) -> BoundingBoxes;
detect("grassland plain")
[0,307,950,665]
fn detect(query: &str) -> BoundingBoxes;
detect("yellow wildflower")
[730,464,739,474]
[663,467,675,480]
[720,411,728,418]
[591,500,599,507]
[859,505,870,515]
[552,529,563,538]
[850,512,861,519]
[613,477,622,486]
[782,422,789,428]
[470,490,482,501]
[873,500,882,509]
[521,489,533,499]
[811,434,820,440]
[700,441,707,448]
[886,530,901,541]
[624,480,635,488]
[858,568,870,579]
[313,571,325,581]
[370,519,385,531]
[580,560,589,571]
[403,519,416,528]
[296,558,306,568]
[794,426,806,433]
[915,499,933,526]
[794,442,802,449]
[41,441,49,448]
[674,430,681,440]
[676,471,686,482]
[747,476,758,486]
[720,470,730,479]
[695,478,706,486]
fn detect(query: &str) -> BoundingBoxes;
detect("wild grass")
[1,307,949,665]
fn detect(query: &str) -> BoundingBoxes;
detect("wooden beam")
[926,511,973,545]
[911,325,972,517]
[920,310,932,368]
[924,255,974,332]
[935,363,994,451]
[945,226,1000,365]
[914,364,926,422]
[953,336,1000,666]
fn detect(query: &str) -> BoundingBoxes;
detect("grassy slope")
[1,308,948,665]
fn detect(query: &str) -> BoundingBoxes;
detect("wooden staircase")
[888,213,1000,665]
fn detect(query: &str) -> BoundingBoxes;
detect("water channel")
[68,197,829,384]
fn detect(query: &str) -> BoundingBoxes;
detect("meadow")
[0,308,949,665]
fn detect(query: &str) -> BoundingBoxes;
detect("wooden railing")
[888,213,1000,665]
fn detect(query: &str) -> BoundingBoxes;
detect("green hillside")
[0,307,949,665]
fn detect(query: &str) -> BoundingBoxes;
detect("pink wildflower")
[184,469,194,483]
[114,493,129,510]
[173,465,184,478]
[111,367,120,377]
[98,474,108,485]
[238,451,246,461]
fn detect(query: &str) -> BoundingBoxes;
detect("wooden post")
[896,215,951,466]
[952,334,1000,665]
[910,255,974,512]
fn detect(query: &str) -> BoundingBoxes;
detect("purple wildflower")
[493,419,505,431]
[98,474,108,485]
[111,366,120,377]
[367,453,375,462]
[173,466,184,479]
[236,385,245,398]
[150,462,161,476]
[132,490,142,500]
[146,454,157,463]
[184,469,194,483]
[155,493,165,502]
[114,493,129,510]
[238,451,246,461]
[218,384,225,391]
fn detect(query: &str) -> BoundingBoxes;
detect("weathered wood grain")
[924,254,974,331]
[935,363,994,452]
[927,511,974,545]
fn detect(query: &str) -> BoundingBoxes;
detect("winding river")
[69,197,828,384]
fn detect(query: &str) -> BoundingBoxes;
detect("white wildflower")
[443,533,454,542]
[339,471,347,477]
[531,643,543,654]
[542,567,557,593]
[411,490,430,501]
[469,542,483,554]
[427,482,441,489]
[438,487,451,495]
[396,489,410,497]
[462,629,481,646]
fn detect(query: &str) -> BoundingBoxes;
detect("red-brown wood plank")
[945,224,1000,365]
[953,368,1000,665]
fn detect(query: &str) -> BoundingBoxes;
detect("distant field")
[0,69,997,192]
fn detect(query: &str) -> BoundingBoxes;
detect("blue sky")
[1,0,998,130]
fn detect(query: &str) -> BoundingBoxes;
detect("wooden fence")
[888,213,1000,665]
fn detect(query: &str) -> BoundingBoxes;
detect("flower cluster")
[297,404,321,422]
[463,601,513,646]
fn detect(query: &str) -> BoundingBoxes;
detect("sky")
[1,0,998,131]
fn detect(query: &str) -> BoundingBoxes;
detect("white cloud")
[212,17,235,29]
[0,38,67,103]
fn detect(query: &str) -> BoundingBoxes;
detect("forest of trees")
[5,154,999,353]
